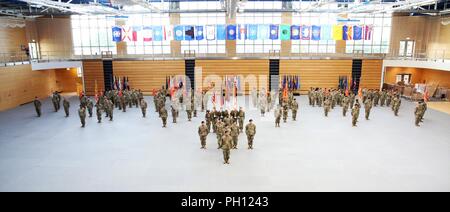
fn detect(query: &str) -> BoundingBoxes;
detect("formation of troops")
[32,85,430,165]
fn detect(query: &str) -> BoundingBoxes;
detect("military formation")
[31,85,430,166]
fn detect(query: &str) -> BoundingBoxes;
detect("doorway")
[399,40,415,58]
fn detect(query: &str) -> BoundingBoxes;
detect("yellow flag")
[95,80,98,94]
[332,25,343,40]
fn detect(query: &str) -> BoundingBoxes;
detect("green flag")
[280,25,291,40]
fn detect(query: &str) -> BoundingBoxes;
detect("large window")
[236,13,282,54]
[291,12,337,54]
[345,14,391,54]
[180,13,226,55]
[126,14,171,55]
[71,15,117,56]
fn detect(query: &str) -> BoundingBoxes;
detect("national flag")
[280,25,291,40]
[311,25,321,41]
[184,25,195,40]
[195,26,204,40]
[226,25,237,40]
[164,25,174,41]
[364,25,373,40]
[269,24,279,40]
[153,26,163,41]
[343,25,353,40]
[301,25,311,40]
[142,26,153,42]
[212,92,216,106]
[353,25,362,40]
[121,26,133,42]
[424,86,430,102]
[332,25,343,40]
[358,87,362,98]
[112,26,122,42]
[216,25,226,40]
[174,25,184,41]
[206,25,215,40]
[238,24,247,40]
[290,25,300,40]
[248,24,258,40]
[132,26,141,42]
[321,25,332,40]
[258,24,270,40]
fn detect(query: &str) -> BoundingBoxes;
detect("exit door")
[399,40,415,58]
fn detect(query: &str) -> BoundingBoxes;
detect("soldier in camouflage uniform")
[33,97,42,117]
[414,100,426,127]
[140,98,147,118]
[364,97,373,120]
[221,130,233,164]
[52,92,59,112]
[238,107,245,132]
[392,95,401,116]
[351,100,361,127]
[63,98,70,117]
[380,90,387,107]
[323,98,331,117]
[96,102,102,123]
[342,95,350,117]
[171,105,178,123]
[274,105,281,127]
[78,105,86,128]
[291,98,298,121]
[205,110,212,133]
[160,107,168,128]
[198,121,209,149]
[230,122,239,149]
[87,98,93,118]
[282,99,289,123]
[245,119,256,150]
[216,119,225,149]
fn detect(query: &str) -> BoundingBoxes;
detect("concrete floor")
[0,94,449,192]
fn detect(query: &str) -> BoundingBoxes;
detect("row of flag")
[112,76,130,91]
[112,24,373,42]
[281,75,301,91]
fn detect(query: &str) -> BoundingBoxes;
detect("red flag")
[424,86,430,102]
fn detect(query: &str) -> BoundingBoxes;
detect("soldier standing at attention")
[140,98,147,118]
[87,98,94,118]
[186,100,193,121]
[342,95,350,117]
[414,101,425,127]
[63,98,70,117]
[274,105,281,127]
[33,97,42,117]
[351,100,361,127]
[160,107,168,128]
[52,92,59,112]
[205,110,212,133]
[96,103,102,123]
[171,105,178,123]
[350,92,356,108]
[216,120,225,149]
[238,107,245,132]
[230,122,239,149]
[120,93,126,112]
[282,100,289,123]
[373,91,380,107]
[80,94,88,108]
[323,98,331,117]
[364,97,373,120]
[245,120,256,150]
[392,95,401,116]
[221,130,233,164]
[380,90,387,107]
[291,98,298,121]
[386,91,393,107]
[56,92,61,111]
[78,105,86,128]
[198,121,209,149]
[107,99,114,121]
[420,100,427,122]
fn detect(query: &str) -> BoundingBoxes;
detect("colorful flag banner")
[164,25,173,41]
[311,25,321,40]
[353,25,362,40]
[184,25,195,40]
[153,26,163,41]
[269,24,279,40]
[195,26,204,40]
[227,25,237,40]
[321,25,332,40]
[301,25,311,40]
[143,26,153,42]
[290,25,300,40]
[216,25,226,40]
[206,25,215,40]
[364,25,373,40]
[174,25,184,41]
[280,25,291,40]
[248,24,258,40]
[258,24,270,40]
[112,26,122,42]
[343,25,353,40]
[132,26,141,42]
[332,25,343,40]
[238,24,247,40]
[121,26,133,42]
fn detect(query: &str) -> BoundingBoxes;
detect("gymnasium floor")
[0,94,449,192]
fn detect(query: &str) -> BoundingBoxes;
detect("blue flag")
[311,25,321,41]
[112,26,122,42]
[195,26,204,40]
[184,25,194,40]
[343,25,349,41]
[153,26,163,41]
[238,24,247,40]
[301,25,311,40]
[353,25,362,40]
[291,25,300,40]
[227,25,237,40]
[216,25,226,40]
[258,24,269,40]
[269,24,279,40]
[248,24,258,40]
[174,25,184,41]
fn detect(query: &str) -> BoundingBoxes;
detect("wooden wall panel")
[385,67,450,87]
[196,60,269,94]
[36,17,73,58]
[0,65,57,111]
[113,60,185,93]
[83,60,104,96]
[55,68,82,93]
[360,60,383,90]
[280,60,352,92]
[0,27,27,54]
